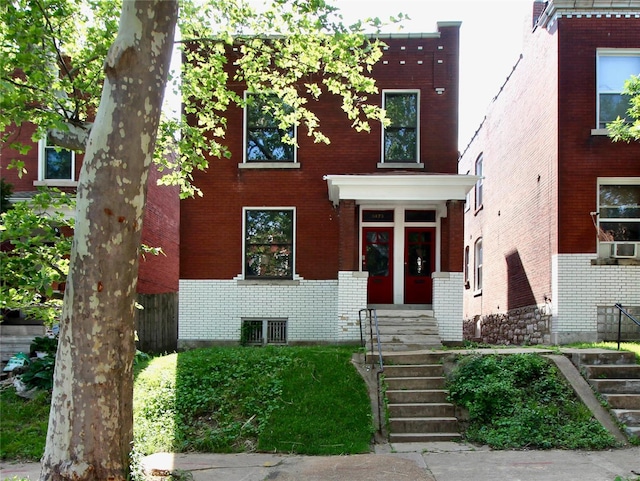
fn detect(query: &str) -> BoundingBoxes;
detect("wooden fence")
[135,292,178,354]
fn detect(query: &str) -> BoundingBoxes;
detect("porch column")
[338,199,358,271]
[441,200,465,272]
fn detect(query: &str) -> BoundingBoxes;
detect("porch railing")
[359,308,384,433]
[614,303,640,350]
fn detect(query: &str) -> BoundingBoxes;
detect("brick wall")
[433,272,464,342]
[552,254,640,343]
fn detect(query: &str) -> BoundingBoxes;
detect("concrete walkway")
[3,443,639,481]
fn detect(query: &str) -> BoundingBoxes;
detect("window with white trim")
[244,208,295,278]
[39,136,75,181]
[464,245,470,288]
[244,93,295,162]
[382,90,419,163]
[597,179,640,258]
[475,154,483,210]
[474,238,483,293]
[596,50,640,129]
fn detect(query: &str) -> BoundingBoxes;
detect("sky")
[335,0,534,149]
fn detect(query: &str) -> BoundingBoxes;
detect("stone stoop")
[365,309,442,352]
[569,350,640,440]
[0,324,45,363]
[382,351,460,443]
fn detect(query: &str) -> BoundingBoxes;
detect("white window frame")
[380,89,421,166]
[34,137,76,187]
[474,238,483,294]
[241,91,298,168]
[595,49,640,132]
[596,178,640,259]
[475,154,483,211]
[242,207,296,280]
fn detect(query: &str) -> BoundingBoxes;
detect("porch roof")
[323,173,480,207]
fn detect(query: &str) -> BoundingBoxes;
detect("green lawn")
[1,345,373,461]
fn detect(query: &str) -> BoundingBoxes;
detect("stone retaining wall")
[463,305,551,345]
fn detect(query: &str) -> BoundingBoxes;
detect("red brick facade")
[460,1,640,345]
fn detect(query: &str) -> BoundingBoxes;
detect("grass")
[1,345,372,462]
[447,353,620,450]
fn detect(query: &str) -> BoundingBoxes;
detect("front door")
[404,227,435,304]
[363,227,393,304]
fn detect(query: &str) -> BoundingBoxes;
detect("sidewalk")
[3,443,639,481]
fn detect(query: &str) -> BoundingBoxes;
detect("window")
[241,318,287,345]
[383,91,419,162]
[39,136,75,181]
[245,93,295,162]
[597,50,640,129]
[474,238,483,292]
[475,154,483,210]
[598,180,640,258]
[464,245,470,288]
[244,208,294,278]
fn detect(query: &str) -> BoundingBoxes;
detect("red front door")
[404,227,435,304]
[363,227,393,304]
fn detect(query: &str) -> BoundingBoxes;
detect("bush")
[447,354,618,450]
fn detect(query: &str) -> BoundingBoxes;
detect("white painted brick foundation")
[552,254,640,344]
[179,271,368,346]
[432,272,464,343]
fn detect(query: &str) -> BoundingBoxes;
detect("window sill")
[239,162,300,169]
[237,279,301,286]
[473,289,482,297]
[590,128,610,136]
[33,180,77,187]
[474,204,484,216]
[377,162,424,169]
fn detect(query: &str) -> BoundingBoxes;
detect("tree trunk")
[40,2,177,480]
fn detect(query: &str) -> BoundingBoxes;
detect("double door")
[362,227,435,304]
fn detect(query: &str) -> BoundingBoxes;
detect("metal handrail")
[614,303,640,350]
[358,308,385,434]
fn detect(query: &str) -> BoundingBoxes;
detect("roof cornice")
[537,0,640,29]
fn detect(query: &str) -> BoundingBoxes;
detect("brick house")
[459,0,640,345]
[1,122,180,353]
[179,24,479,348]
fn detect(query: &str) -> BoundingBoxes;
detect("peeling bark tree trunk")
[40,2,177,480]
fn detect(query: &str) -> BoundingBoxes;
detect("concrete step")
[370,341,443,352]
[378,351,448,365]
[603,393,640,409]
[386,389,449,404]
[612,409,640,425]
[388,403,455,417]
[588,379,640,394]
[389,417,459,433]
[385,376,446,390]
[570,350,637,366]
[384,364,444,378]
[584,364,640,379]
[389,432,461,443]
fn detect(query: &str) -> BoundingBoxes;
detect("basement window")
[241,318,288,346]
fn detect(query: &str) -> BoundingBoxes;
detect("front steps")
[382,351,460,443]
[569,350,640,440]
[367,309,442,352]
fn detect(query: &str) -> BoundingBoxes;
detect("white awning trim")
[323,174,480,207]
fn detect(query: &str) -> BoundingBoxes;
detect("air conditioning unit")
[610,242,638,259]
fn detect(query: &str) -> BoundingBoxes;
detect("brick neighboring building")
[1,123,180,353]
[179,25,479,347]
[459,0,640,345]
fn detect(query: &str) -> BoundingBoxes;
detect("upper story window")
[244,208,295,279]
[38,136,75,182]
[244,93,295,163]
[475,154,483,210]
[597,179,640,259]
[596,50,640,129]
[382,90,419,163]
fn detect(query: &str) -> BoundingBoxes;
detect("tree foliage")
[0,189,74,325]
[608,74,640,142]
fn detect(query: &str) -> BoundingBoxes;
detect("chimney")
[532,0,547,28]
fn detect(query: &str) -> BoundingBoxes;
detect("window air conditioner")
[610,242,638,259]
